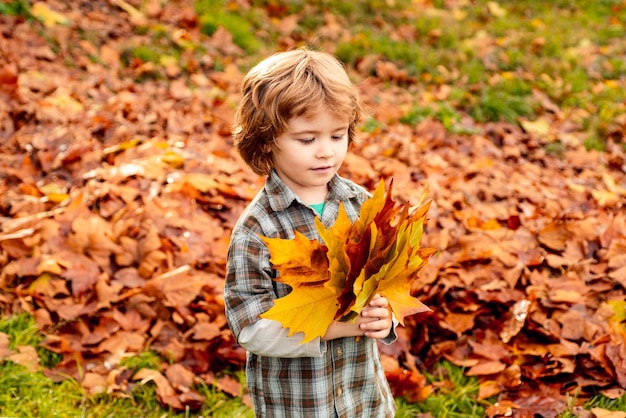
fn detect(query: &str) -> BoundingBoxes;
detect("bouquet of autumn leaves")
[260,180,436,343]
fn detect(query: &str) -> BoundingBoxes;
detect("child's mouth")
[312,166,332,172]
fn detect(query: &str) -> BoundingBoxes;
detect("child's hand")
[322,294,393,341]
[358,294,393,340]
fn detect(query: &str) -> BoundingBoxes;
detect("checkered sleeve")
[224,224,277,339]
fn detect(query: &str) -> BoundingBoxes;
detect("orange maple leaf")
[260,180,434,343]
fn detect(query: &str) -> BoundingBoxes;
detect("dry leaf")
[31,2,70,27]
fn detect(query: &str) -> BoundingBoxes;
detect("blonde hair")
[232,49,366,176]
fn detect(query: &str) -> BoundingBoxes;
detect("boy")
[224,49,397,417]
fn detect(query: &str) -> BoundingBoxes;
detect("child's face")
[269,109,349,204]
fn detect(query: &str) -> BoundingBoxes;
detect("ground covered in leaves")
[0,1,625,417]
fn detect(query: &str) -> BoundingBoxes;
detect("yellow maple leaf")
[262,230,329,279]
[259,282,339,343]
[352,209,433,324]
[31,2,70,28]
[260,180,434,343]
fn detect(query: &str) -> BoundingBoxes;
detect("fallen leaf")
[590,408,626,418]
[82,372,107,395]
[0,333,12,359]
[465,360,507,376]
[31,2,71,27]
[165,364,195,391]
[6,345,40,372]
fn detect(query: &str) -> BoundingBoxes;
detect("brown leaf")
[385,366,431,403]
[465,360,507,376]
[96,330,145,355]
[82,372,107,395]
[58,251,101,297]
[443,312,476,335]
[538,222,569,251]
[7,345,40,372]
[133,368,180,408]
[205,372,241,398]
[506,394,567,418]
[95,275,124,310]
[111,308,150,332]
[188,322,221,341]
[605,342,626,388]
[0,63,18,93]
[591,408,626,418]
[28,273,71,298]
[165,364,195,391]
[485,400,518,418]
[0,332,12,359]
[145,267,210,308]
[500,299,531,343]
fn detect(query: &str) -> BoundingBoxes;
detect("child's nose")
[315,138,334,158]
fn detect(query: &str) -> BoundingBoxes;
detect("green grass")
[198,11,261,53]
[0,362,253,418]
[0,313,252,418]
[10,0,626,145]
[559,394,626,418]
[0,0,32,18]
[0,312,61,368]
[400,102,480,134]
[395,361,489,418]
[247,0,624,147]
[196,0,263,53]
[1,312,625,416]
[0,364,253,418]
[333,0,625,145]
[16,0,625,146]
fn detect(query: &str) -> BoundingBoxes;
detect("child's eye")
[299,138,315,144]
[332,134,345,141]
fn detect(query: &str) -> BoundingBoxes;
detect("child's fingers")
[368,294,389,308]
[361,316,393,338]
[358,295,393,339]
[361,306,391,319]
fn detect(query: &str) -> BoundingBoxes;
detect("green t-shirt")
[310,202,325,215]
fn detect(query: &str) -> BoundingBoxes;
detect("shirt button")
[336,347,343,356]
[335,387,343,396]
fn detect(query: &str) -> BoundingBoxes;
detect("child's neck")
[298,186,328,205]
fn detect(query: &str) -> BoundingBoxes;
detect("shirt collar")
[265,169,360,212]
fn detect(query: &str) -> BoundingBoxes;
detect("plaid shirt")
[225,170,397,417]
